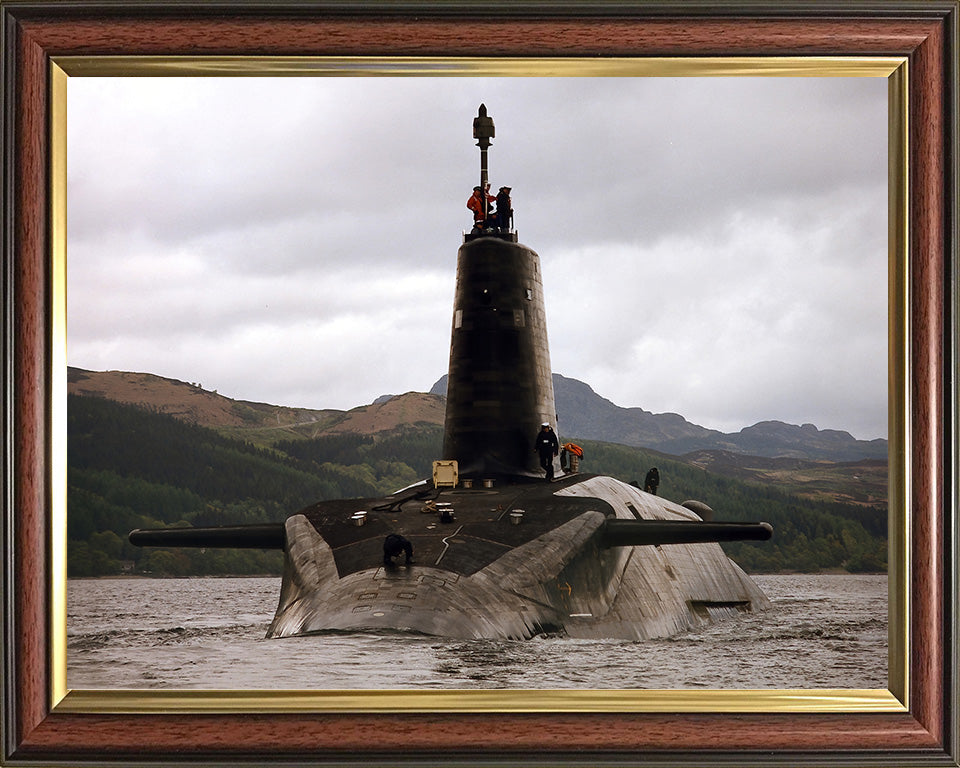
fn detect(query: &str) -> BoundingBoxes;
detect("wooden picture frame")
[2,2,956,765]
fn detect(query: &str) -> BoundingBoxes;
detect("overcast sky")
[67,75,888,440]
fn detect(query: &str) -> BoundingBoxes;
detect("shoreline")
[69,570,887,581]
[69,573,282,580]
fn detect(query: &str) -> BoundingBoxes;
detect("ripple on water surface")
[67,574,888,690]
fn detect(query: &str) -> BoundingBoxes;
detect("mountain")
[430,373,887,463]
[68,367,445,446]
[67,393,887,577]
[68,367,339,428]
[66,370,888,575]
[69,366,886,462]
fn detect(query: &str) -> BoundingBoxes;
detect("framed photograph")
[2,2,956,766]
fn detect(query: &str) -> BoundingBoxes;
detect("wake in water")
[67,574,887,690]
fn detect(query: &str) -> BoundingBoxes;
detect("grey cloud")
[67,76,889,437]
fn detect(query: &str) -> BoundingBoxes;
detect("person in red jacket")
[467,182,496,232]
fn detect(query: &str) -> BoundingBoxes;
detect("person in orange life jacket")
[495,186,512,232]
[467,182,496,232]
[533,422,559,481]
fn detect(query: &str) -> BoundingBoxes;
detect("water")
[67,574,887,690]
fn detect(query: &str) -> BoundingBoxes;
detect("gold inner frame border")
[49,55,909,716]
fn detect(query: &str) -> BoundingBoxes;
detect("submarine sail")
[443,236,558,478]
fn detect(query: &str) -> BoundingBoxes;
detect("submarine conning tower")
[443,236,558,478]
[443,105,559,478]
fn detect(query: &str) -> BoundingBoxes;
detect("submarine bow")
[265,473,771,640]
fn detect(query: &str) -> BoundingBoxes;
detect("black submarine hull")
[266,473,771,641]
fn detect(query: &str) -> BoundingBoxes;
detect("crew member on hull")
[467,182,496,232]
[534,422,560,481]
[644,467,660,495]
[495,185,513,232]
[383,533,414,566]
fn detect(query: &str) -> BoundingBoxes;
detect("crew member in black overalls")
[644,467,660,495]
[495,186,512,233]
[534,422,559,481]
[383,533,414,566]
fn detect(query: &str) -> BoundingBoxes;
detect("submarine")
[130,105,772,641]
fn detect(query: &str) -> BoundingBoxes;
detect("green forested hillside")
[67,395,886,577]
[574,440,887,573]
[67,395,430,576]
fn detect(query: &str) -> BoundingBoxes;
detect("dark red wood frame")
[2,3,956,765]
